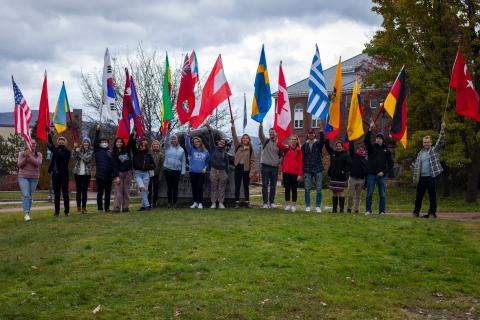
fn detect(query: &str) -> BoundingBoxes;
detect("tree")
[0,134,25,176]
[364,0,480,202]
[80,43,231,139]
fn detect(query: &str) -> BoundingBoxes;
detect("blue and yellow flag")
[251,45,271,123]
[52,82,71,133]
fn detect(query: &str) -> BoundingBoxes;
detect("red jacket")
[278,142,303,176]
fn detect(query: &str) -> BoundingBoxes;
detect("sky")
[0,0,381,134]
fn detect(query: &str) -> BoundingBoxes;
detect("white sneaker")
[284,205,291,211]
[198,203,203,209]
[365,211,371,216]
[218,203,225,209]
[210,203,217,209]
[291,205,297,213]
[379,212,385,215]
[24,213,31,221]
[305,206,311,213]
[316,207,322,213]
[262,203,269,209]
[190,202,198,209]
[270,203,277,209]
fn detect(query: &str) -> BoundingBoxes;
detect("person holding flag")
[277,135,303,213]
[325,139,351,213]
[17,140,42,221]
[94,124,114,213]
[302,127,325,213]
[72,137,94,214]
[258,122,280,209]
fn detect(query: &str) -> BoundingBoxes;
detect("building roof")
[273,53,376,98]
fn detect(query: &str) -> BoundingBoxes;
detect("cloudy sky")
[1,0,381,133]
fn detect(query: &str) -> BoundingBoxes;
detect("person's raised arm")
[231,120,239,148]
[434,122,446,152]
[364,121,374,153]
[318,131,325,155]
[324,139,333,155]
[46,128,55,153]
[276,140,288,154]
[94,124,101,150]
[258,122,267,145]
[128,130,137,154]
[206,123,215,153]
[349,139,356,158]
[185,133,192,154]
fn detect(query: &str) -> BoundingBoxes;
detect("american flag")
[12,77,33,150]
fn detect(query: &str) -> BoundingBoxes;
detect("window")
[311,116,320,128]
[294,104,303,129]
[370,98,378,109]
[344,95,352,111]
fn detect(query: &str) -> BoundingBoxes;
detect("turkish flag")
[176,54,196,124]
[36,71,50,142]
[274,62,291,143]
[450,49,480,122]
[190,55,231,128]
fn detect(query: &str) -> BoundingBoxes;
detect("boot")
[332,196,338,213]
[339,197,345,213]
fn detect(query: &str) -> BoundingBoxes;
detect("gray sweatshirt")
[259,123,280,167]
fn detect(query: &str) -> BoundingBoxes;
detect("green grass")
[0,208,479,319]
[0,191,50,202]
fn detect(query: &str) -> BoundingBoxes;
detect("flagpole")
[227,97,234,123]
[442,87,451,121]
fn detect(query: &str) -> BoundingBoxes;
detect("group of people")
[16,120,446,221]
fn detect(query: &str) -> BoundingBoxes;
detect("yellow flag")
[347,77,364,141]
[328,57,342,128]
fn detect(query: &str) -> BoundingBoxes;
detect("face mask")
[100,142,108,148]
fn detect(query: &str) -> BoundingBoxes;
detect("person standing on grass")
[112,135,133,213]
[231,120,256,208]
[148,140,164,209]
[258,121,281,209]
[17,140,42,221]
[364,121,394,216]
[94,125,114,213]
[47,127,71,217]
[185,132,210,209]
[131,131,155,211]
[302,127,325,213]
[325,140,351,213]
[206,124,229,209]
[163,124,186,209]
[278,135,303,213]
[72,137,94,214]
[412,122,446,219]
[346,141,367,214]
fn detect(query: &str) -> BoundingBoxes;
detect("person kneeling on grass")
[412,122,446,219]
[131,131,155,211]
[206,124,229,209]
[17,140,42,221]
[94,125,114,213]
[72,137,94,214]
[186,131,210,209]
[278,135,303,213]
[325,139,351,213]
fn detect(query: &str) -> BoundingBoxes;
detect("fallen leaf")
[92,305,101,314]
[320,301,327,306]
[260,298,270,305]
[174,308,182,317]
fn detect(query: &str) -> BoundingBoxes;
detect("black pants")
[164,170,181,205]
[234,165,250,202]
[190,172,205,204]
[52,173,69,215]
[261,164,278,205]
[148,174,159,207]
[96,178,112,211]
[74,174,90,209]
[283,173,298,202]
[414,176,437,215]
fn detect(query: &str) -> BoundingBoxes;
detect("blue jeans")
[304,172,322,207]
[134,170,150,208]
[18,177,38,213]
[366,174,386,213]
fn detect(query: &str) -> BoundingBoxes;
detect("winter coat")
[349,142,366,179]
[47,134,71,176]
[94,129,114,180]
[278,142,303,176]
[72,147,94,176]
[231,125,255,172]
[325,140,351,181]
[163,131,186,174]
[364,131,394,176]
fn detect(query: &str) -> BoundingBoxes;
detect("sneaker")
[245,202,252,208]
[379,212,385,215]
[122,208,130,212]
[77,207,81,213]
[138,207,146,211]
[145,206,151,211]
[291,205,297,213]
[235,201,240,209]
[190,202,198,209]
[82,208,87,214]
[262,203,269,209]
[347,209,352,213]
[270,203,277,209]
[284,205,291,211]
[354,210,359,214]
[24,213,31,221]
[198,203,203,209]
[305,206,311,213]
[365,211,371,216]
[210,203,217,209]
[219,203,225,209]
[316,207,322,213]
[412,212,419,217]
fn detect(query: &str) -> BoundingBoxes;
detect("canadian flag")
[190,55,232,128]
[450,48,480,122]
[274,62,292,143]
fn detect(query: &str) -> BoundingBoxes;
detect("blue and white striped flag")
[307,44,330,119]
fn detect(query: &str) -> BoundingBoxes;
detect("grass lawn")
[0,208,479,319]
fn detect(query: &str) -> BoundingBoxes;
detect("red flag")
[116,68,143,143]
[384,66,407,147]
[449,48,480,122]
[36,71,50,142]
[190,55,231,128]
[274,62,291,142]
[176,54,196,124]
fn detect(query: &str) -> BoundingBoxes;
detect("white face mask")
[100,142,108,148]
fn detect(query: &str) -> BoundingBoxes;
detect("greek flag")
[307,44,330,119]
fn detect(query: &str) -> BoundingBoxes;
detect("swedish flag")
[251,45,271,123]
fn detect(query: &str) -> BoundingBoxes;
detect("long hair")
[290,134,301,149]
[113,137,125,154]
[236,133,253,153]
[192,136,206,151]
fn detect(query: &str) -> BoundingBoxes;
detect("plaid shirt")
[413,128,445,184]
[301,133,325,174]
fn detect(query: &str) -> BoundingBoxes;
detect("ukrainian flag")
[52,83,70,133]
[251,45,271,123]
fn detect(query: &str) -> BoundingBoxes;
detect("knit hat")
[376,132,385,140]
[82,137,91,144]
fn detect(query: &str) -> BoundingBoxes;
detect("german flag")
[384,66,407,148]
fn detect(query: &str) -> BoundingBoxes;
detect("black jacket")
[325,139,351,181]
[301,132,325,174]
[94,130,114,180]
[349,142,367,179]
[207,130,229,173]
[112,137,133,177]
[364,130,394,175]
[131,135,155,171]
[47,134,71,176]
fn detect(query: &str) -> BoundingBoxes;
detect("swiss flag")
[450,48,480,122]
[190,55,231,128]
[176,54,196,124]
[274,62,291,143]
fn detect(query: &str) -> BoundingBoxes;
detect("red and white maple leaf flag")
[274,62,292,143]
[449,48,480,122]
[190,55,232,128]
